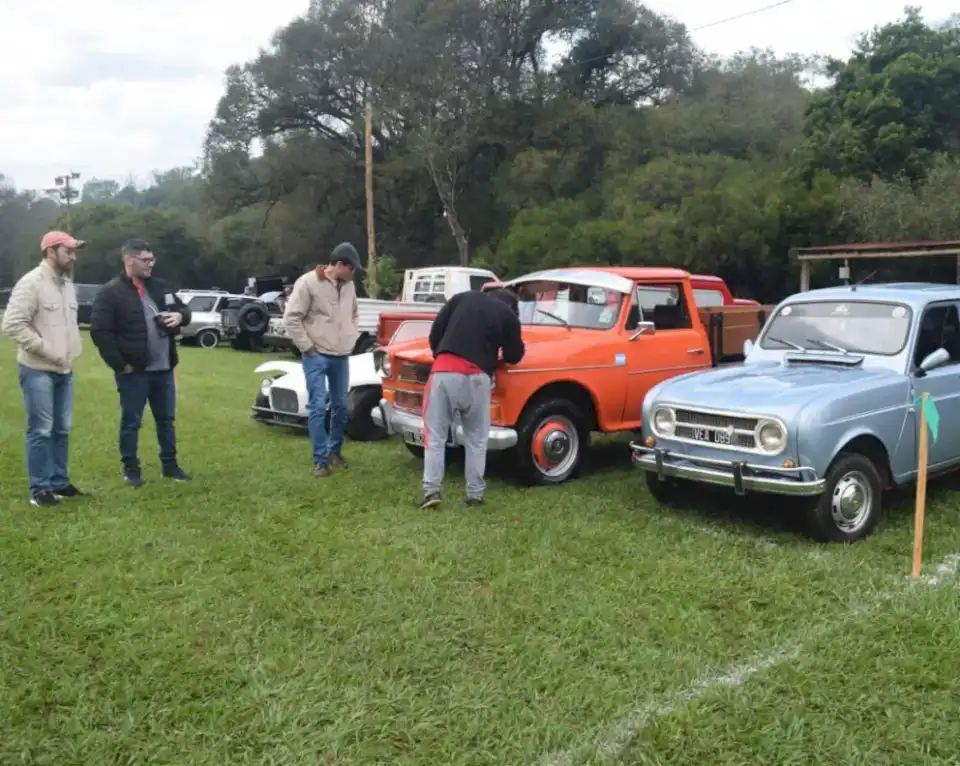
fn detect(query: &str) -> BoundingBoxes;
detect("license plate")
[403,429,424,447]
[692,427,731,446]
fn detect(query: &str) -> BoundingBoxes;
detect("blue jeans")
[18,365,74,496]
[115,370,177,472]
[302,352,349,465]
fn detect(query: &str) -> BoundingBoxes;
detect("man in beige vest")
[283,242,362,477]
[2,231,86,506]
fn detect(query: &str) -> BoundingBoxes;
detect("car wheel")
[804,452,883,543]
[515,397,589,485]
[353,335,377,355]
[345,386,388,442]
[644,471,690,506]
[197,329,220,349]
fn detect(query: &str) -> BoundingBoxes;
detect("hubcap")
[531,416,579,478]
[830,470,873,532]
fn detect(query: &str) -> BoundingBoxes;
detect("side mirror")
[916,347,950,377]
[743,339,754,356]
[629,321,656,341]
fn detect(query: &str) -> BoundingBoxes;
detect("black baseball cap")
[121,238,152,255]
[331,242,363,273]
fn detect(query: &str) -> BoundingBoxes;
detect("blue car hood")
[653,361,898,418]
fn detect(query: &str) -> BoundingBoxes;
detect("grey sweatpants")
[422,371,491,499]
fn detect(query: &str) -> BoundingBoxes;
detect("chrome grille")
[674,409,758,450]
[270,388,299,414]
[398,362,431,384]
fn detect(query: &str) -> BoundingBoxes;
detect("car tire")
[644,471,691,506]
[353,335,377,355]
[237,303,269,334]
[804,452,883,543]
[515,397,590,485]
[197,329,220,349]
[344,386,388,442]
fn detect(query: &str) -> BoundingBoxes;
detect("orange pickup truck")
[371,267,774,485]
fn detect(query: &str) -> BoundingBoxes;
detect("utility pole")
[364,104,378,298]
[44,171,81,229]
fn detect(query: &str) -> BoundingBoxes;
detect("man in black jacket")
[419,288,525,509]
[89,239,192,487]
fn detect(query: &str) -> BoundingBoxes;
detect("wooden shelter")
[793,240,960,292]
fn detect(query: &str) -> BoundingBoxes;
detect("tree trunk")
[444,207,469,266]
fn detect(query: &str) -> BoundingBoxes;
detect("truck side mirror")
[629,321,656,341]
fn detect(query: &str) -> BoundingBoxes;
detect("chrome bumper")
[372,398,518,450]
[251,405,307,428]
[629,442,825,497]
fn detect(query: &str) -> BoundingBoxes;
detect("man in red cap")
[1,231,87,507]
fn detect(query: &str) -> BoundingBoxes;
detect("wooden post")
[800,260,810,292]
[364,103,378,299]
[912,392,930,577]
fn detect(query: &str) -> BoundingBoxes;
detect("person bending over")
[419,288,525,509]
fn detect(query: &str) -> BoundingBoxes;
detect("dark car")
[74,283,102,325]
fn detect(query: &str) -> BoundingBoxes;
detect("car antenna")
[850,269,878,292]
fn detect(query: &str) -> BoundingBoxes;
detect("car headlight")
[755,419,786,453]
[381,355,392,377]
[259,378,274,397]
[652,406,676,435]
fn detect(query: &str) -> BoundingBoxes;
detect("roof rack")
[793,240,960,291]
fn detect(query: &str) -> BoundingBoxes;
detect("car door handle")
[687,348,705,355]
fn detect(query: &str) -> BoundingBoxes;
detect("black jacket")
[89,273,191,372]
[429,291,525,376]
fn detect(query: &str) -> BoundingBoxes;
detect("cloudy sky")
[0,0,954,194]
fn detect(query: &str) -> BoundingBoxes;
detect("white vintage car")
[251,318,433,442]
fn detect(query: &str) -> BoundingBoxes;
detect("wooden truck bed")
[698,305,775,364]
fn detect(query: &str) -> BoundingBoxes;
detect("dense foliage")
[2,4,959,302]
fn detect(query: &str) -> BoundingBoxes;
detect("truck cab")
[372,266,773,485]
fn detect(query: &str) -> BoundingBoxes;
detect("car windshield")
[760,300,912,356]
[390,320,432,344]
[514,280,624,330]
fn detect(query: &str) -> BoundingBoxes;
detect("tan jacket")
[283,267,360,356]
[1,260,82,374]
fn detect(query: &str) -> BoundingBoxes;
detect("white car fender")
[254,353,381,396]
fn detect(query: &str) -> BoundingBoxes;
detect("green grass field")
[2,332,959,765]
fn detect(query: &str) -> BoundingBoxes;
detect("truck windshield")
[760,300,912,356]
[515,281,624,330]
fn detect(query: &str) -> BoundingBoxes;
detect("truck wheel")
[804,452,883,543]
[515,397,589,485]
[197,329,220,349]
[645,472,690,506]
[345,386,388,442]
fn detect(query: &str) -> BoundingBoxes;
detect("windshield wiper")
[535,307,570,328]
[767,336,806,351]
[805,337,850,354]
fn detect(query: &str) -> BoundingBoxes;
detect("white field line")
[535,553,960,766]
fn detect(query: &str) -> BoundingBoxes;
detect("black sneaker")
[466,497,484,507]
[314,462,331,478]
[124,471,144,489]
[30,490,61,507]
[163,466,192,482]
[54,484,84,498]
[329,453,349,469]
[419,491,442,510]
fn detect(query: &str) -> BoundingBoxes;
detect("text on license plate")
[692,427,731,445]
[403,429,424,447]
